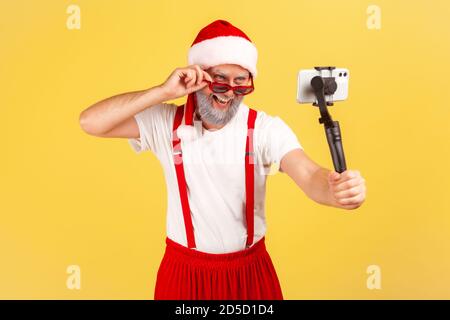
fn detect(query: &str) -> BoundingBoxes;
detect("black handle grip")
[325,121,347,173]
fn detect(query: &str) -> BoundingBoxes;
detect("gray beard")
[194,90,243,126]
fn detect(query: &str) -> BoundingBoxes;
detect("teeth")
[214,95,231,104]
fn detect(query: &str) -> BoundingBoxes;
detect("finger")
[337,193,363,205]
[193,79,210,91]
[197,65,213,81]
[342,170,360,179]
[340,202,360,210]
[186,83,207,95]
[333,177,361,193]
[184,76,192,88]
[182,69,191,82]
[334,184,363,199]
[328,171,341,183]
[332,170,359,185]
[333,177,363,193]
[186,70,196,88]
[193,65,203,85]
[202,70,213,82]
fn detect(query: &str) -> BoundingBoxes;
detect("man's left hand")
[328,169,366,210]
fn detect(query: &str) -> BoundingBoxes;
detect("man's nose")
[224,89,234,97]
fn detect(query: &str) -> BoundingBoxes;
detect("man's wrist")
[152,84,172,102]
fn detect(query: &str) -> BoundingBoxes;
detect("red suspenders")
[172,105,258,249]
[245,107,257,248]
[172,107,197,249]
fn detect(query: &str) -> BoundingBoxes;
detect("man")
[79,19,366,300]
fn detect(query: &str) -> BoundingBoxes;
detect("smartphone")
[296,68,349,104]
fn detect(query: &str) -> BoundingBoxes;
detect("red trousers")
[154,236,284,300]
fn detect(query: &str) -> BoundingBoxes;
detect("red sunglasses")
[204,75,254,96]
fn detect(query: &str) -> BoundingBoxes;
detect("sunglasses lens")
[235,87,253,95]
[212,84,229,93]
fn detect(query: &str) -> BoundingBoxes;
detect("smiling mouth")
[212,94,232,107]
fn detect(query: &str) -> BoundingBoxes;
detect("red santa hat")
[177,19,258,141]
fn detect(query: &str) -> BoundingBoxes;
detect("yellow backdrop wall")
[1,0,449,299]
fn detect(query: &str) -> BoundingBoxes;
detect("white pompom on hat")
[176,93,201,142]
[176,19,258,141]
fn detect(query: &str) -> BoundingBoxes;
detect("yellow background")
[1,0,449,299]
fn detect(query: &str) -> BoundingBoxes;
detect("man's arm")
[78,65,212,139]
[280,148,337,207]
[280,148,366,210]
[79,85,170,138]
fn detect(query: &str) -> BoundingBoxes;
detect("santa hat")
[177,19,258,141]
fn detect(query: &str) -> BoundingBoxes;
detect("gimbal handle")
[325,121,347,173]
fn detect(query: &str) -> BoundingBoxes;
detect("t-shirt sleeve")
[128,103,177,155]
[256,115,303,174]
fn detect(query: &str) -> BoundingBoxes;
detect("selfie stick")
[311,66,347,173]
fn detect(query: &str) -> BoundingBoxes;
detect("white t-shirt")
[128,101,303,253]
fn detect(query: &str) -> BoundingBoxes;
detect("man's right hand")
[160,65,213,100]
